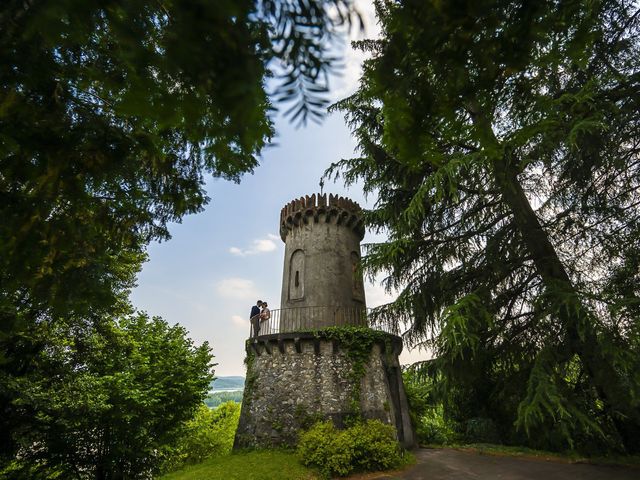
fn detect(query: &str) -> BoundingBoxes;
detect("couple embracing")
[249,299,270,338]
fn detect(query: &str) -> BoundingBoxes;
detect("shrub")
[403,366,457,446]
[297,419,405,478]
[160,401,240,472]
[1,313,214,479]
[415,406,458,445]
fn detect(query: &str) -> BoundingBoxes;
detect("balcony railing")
[250,306,400,338]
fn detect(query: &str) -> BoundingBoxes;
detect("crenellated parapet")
[235,331,410,449]
[279,193,365,241]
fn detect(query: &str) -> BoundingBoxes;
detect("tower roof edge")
[279,193,364,241]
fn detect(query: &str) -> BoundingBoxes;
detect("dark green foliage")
[403,368,456,445]
[465,418,500,444]
[0,0,357,470]
[415,407,457,446]
[329,0,640,454]
[0,0,356,342]
[402,366,432,427]
[297,419,405,478]
[160,402,241,473]
[1,311,214,479]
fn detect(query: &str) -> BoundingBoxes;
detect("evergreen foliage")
[1,0,357,350]
[403,368,456,445]
[329,0,640,454]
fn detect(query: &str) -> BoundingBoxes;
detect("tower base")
[234,332,416,449]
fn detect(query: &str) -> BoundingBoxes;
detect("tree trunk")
[468,103,640,449]
[492,157,640,448]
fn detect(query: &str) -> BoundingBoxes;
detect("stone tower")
[279,193,367,330]
[234,194,415,449]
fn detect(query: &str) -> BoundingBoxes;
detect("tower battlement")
[279,193,365,241]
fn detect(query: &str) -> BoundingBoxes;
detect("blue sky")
[130,1,429,376]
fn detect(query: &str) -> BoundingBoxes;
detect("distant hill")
[210,376,245,391]
[205,390,243,408]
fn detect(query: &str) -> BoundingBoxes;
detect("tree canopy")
[4,310,214,479]
[0,0,358,473]
[1,0,357,335]
[330,0,640,453]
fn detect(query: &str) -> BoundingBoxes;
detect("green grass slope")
[160,450,318,480]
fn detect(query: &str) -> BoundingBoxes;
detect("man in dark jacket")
[250,300,263,338]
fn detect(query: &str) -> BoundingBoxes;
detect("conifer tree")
[330,0,640,452]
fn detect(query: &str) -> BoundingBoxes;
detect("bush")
[160,401,240,472]
[403,367,457,446]
[297,419,405,478]
[415,406,458,445]
[1,313,214,479]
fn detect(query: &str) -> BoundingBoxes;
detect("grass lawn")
[160,450,319,480]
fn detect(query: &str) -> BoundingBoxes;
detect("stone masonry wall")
[234,334,415,449]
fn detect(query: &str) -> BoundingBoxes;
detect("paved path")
[347,448,639,480]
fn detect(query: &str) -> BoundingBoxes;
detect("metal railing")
[250,306,400,338]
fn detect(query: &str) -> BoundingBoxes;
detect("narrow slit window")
[351,251,364,301]
[289,249,305,300]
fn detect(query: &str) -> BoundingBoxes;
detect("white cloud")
[365,278,397,309]
[216,278,259,300]
[231,314,249,329]
[400,345,432,367]
[229,234,280,257]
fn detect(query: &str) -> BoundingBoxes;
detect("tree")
[0,0,357,334]
[0,0,358,464]
[330,0,640,452]
[3,310,214,479]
